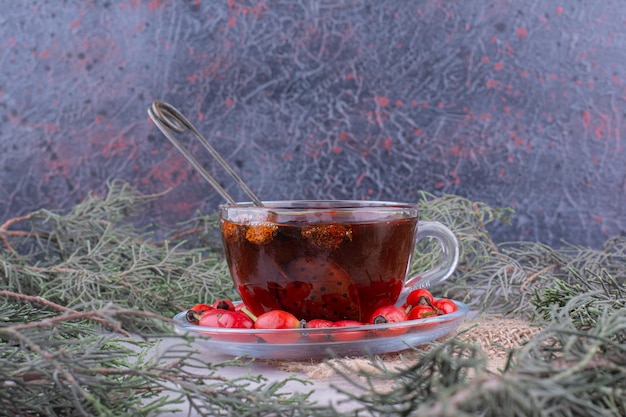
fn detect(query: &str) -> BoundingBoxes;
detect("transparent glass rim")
[219,200,420,222]
[219,200,418,210]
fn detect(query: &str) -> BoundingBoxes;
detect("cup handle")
[398,220,459,306]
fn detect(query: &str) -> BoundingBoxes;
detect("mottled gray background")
[1,0,624,248]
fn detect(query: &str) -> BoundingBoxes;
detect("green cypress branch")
[1,180,624,416]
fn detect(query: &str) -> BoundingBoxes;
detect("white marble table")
[155,336,365,415]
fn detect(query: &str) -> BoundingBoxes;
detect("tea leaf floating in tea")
[301,224,353,250]
[245,222,278,245]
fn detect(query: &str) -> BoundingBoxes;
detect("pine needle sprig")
[1,180,236,322]
[531,268,626,338]
[334,337,487,416]
[410,193,517,308]
[437,233,626,317]
[492,239,626,317]
[336,299,625,417]
[0,297,333,417]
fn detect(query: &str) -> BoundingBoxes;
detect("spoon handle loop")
[148,100,263,207]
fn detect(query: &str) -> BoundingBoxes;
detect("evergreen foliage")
[1,180,624,416]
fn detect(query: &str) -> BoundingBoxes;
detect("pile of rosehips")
[185,289,457,337]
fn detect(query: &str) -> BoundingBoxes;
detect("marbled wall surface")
[1,0,624,248]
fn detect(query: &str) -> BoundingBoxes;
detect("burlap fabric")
[265,315,539,379]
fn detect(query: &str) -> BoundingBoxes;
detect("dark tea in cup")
[220,200,458,322]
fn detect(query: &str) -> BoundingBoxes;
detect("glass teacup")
[220,200,459,323]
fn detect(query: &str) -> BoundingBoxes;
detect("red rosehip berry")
[248,310,304,344]
[306,319,334,329]
[407,305,437,320]
[369,305,408,325]
[406,289,435,307]
[331,320,366,342]
[212,299,236,311]
[306,318,334,342]
[186,303,214,323]
[198,309,254,329]
[433,298,458,314]
[254,310,303,330]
